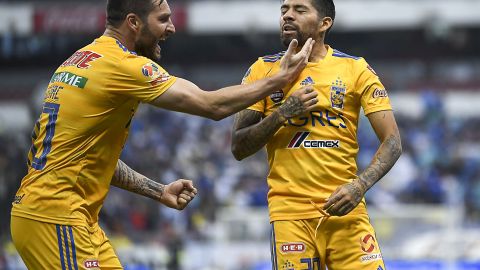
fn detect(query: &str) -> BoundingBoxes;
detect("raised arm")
[150,39,314,121]
[111,160,197,210]
[231,86,318,160]
[324,110,402,216]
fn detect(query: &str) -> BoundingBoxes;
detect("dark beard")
[135,26,160,61]
[280,29,308,48]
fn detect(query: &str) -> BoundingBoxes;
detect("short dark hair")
[310,0,335,34]
[311,0,335,21]
[106,0,164,27]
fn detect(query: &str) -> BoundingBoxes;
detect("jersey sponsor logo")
[270,90,284,104]
[331,77,346,109]
[287,110,347,129]
[280,242,306,254]
[360,253,383,263]
[84,259,100,269]
[13,194,24,204]
[372,88,388,98]
[360,234,376,253]
[300,76,315,86]
[44,85,63,101]
[61,50,102,69]
[50,72,88,89]
[287,131,340,149]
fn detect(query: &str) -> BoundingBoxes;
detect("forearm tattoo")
[357,134,402,192]
[278,96,304,119]
[111,160,165,201]
[232,110,285,160]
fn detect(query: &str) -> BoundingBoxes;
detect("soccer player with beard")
[10,0,317,268]
[232,0,402,269]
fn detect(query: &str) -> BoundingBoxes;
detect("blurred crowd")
[2,90,480,268]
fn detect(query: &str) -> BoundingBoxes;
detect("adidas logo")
[300,76,314,86]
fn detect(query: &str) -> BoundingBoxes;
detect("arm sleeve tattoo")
[111,159,165,201]
[231,95,306,160]
[231,110,285,160]
[356,134,402,193]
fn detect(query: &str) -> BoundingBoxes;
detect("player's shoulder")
[330,48,366,64]
[259,51,286,64]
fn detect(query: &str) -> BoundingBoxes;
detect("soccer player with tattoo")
[232,0,402,269]
[10,0,314,268]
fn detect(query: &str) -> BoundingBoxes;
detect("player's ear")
[126,13,142,32]
[319,17,333,33]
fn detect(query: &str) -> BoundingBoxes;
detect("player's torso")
[12,37,138,225]
[258,49,367,219]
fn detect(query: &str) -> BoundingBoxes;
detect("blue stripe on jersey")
[332,49,361,60]
[271,223,278,270]
[56,225,66,270]
[262,52,286,63]
[62,226,73,270]
[68,226,79,270]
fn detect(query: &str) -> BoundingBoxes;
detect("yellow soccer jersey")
[12,36,176,226]
[243,46,392,221]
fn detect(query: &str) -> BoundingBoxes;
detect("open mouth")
[282,24,297,34]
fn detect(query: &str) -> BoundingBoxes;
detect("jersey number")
[29,102,60,170]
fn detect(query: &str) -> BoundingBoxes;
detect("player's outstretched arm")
[111,160,198,210]
[150,39,314,121]
[324,110,402,216]
[231,86,318,160]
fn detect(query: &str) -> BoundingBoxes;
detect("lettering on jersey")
[13,194,24,204]
[44,85,63,101]
[300,76,315,86]
[282,260,295,270]
[142,63,170,86]
[50,72,88,89]
[84,259,100,269]
[331,77,346,109]
[60,51,102,69]
[287,132,340,149]
[360,253,383,263]
[367,64,378,76]
[241,67,251,84]
[372,88,388,98]
[270,90,284,104]
[378,266,384,270]
[287,110,347,129]
[280,242,306,254]
[360,234,376,253]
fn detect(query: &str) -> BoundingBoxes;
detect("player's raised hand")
[278,86,318,119]
[161,179,198,210]
[279,38,315,83]
[323,180,365,216]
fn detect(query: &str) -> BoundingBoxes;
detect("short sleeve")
[107,55,177,103]
[242,59,266,113]
[356,59,392,115]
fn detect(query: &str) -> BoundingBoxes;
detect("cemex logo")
[287,132,340,149]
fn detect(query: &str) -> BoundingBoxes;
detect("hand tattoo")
[111,160,165,201]
[278,96,304,119]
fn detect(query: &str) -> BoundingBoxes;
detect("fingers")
[298,38,314,63]
[181,179,198,194]
[284,39,299,59]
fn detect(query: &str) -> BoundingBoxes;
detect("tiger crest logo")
[331,77,346,109]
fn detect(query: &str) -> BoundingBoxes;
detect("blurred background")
[1,0,480,269]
